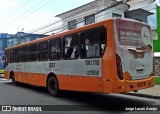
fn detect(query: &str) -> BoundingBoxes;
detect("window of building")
[85,14,95,25]
[12,38,19,46]
[49,38,61,60]
[29,44,37,62]
[80,26,106,58]
[63,34,79,59]
[38,41,48,61]
[21,46,28,62]
[68,20,77,30]
[112,13,122,18]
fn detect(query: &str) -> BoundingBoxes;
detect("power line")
[29,19,62,33]
[0,0,51,31]
[30,0,128,34]
[42,0,154,34]
[0,0,31,23]
[41,1,154,35]
[29,1,110,34]
[29,0,126,34]
[42,1,124,34]
[5,0,153,39]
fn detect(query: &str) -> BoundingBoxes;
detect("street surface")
[0,78,160,114]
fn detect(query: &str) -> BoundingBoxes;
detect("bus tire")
[11,74,16,85]
[47,76,59,97]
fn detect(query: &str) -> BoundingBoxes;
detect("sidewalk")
[125,85,160,99]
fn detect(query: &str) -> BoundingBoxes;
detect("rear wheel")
[47,76,59,97]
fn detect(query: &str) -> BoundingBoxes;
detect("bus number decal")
[49,63,55,68]
[86,70,99,75]
[85,59,100,66]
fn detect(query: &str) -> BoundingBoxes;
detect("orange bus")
[4,18,155,96]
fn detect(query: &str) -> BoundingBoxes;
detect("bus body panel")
[4,71,10,79]
[124,76,155,92]
[102,19,116,93]
[112,18,155,93]
[115,19,154,80]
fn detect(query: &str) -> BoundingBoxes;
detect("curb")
[124,93,160,99]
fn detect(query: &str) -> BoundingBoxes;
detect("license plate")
[137,82,146,87]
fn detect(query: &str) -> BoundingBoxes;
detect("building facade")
[56,0,130,30]
[0,32,48,51]
[20,34,48,44]
[0,33,14,51]
[56,0,155,31]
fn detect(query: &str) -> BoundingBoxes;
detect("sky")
[0,0,94,34]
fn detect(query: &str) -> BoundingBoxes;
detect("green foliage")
[155,76,160,84]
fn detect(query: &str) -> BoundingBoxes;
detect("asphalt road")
[0,78,160,114]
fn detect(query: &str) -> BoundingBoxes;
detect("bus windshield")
[115,19,153,80]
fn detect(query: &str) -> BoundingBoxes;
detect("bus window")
[38,41,48,61]
[80,27,106,58]
[21,46,28,62]
[10,49,15,63]
[15,48,21,63]
[29,44,37,62]
[63,34,79,59]
[49,38,61,60]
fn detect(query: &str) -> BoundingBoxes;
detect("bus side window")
[29,44,38,62]
[49,38,61,60]
[38,41,48,61]
[15,48,21,63]
[21,46,28,62]
[80,26,106,58]
[10,49,15,63]
[63,34,79,59]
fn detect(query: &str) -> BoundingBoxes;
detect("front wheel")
[47,76,59,97]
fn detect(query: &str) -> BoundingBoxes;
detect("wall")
[153,6,160,52]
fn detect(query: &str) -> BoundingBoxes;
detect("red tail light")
[116,53,123,80]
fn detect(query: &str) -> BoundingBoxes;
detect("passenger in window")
[66,48,73,58]
[71,47,78,58]
[93,44,100,57]
[85,39,89,45]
